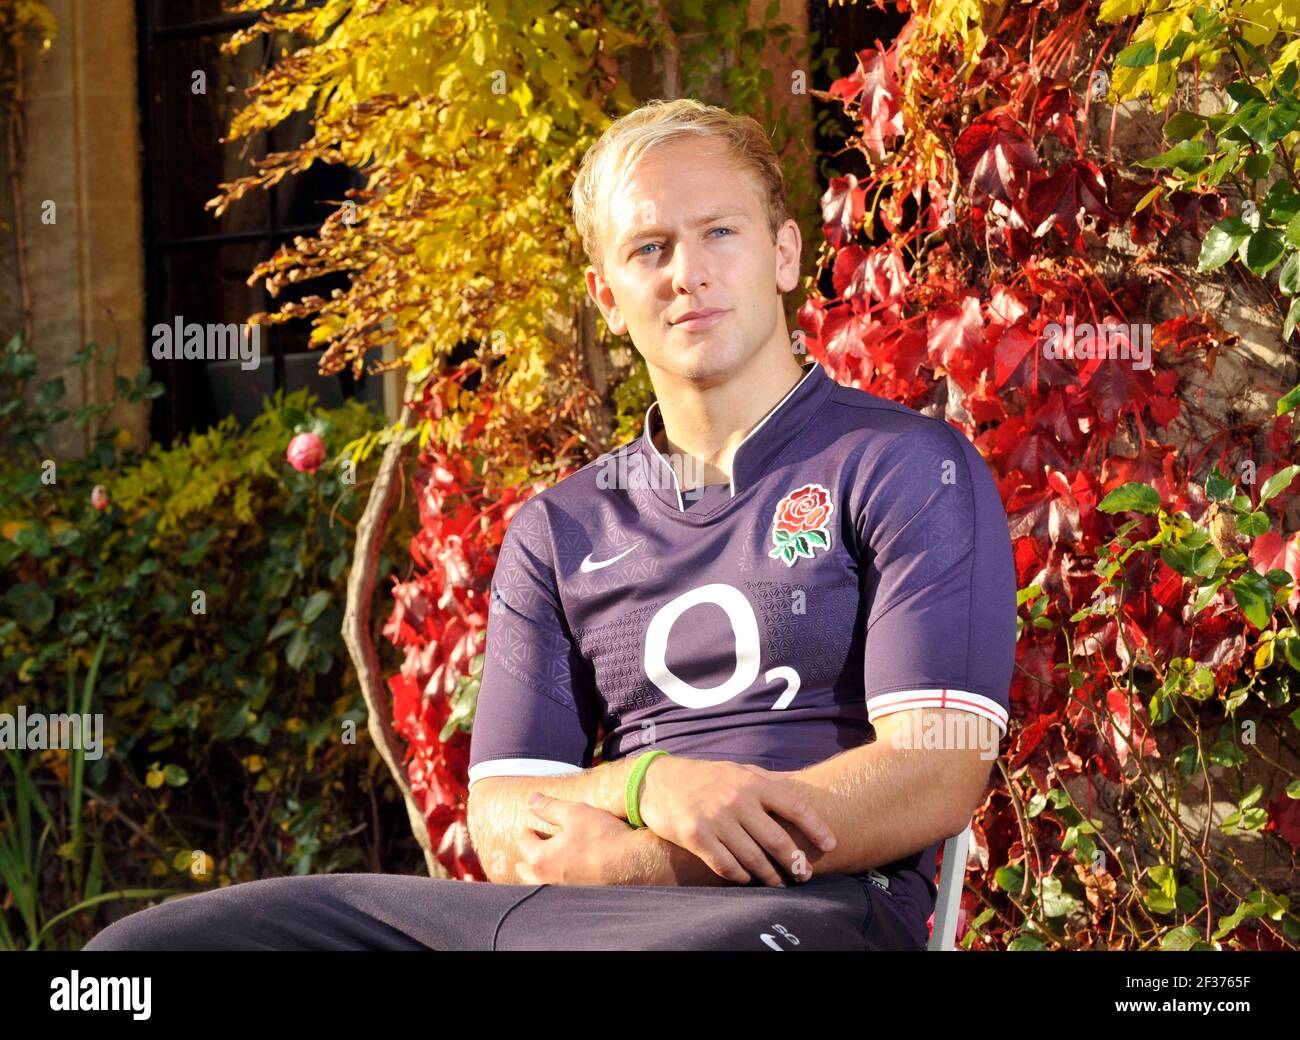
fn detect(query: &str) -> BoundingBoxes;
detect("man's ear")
[774,218,802,295]
[585,265,627,336]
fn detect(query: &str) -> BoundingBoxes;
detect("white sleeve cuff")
[467,758,584,790]
[867,688,1008,737]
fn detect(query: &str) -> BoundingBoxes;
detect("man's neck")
[650,350,807,491]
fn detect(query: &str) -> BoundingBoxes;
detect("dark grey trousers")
[82,872,927,951]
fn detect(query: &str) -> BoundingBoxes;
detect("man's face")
[585,138,801,385]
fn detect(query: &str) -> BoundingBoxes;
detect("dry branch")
[341,407,445,878]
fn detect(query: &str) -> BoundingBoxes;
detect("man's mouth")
[669,308,729,331]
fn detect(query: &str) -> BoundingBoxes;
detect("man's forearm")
[606,827,732,887]
[772,713,994,876]
[467,758,726,886]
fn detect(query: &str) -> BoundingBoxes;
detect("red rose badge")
[768,482,834,566]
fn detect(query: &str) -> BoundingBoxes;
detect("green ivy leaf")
[1198,218,1252,271]
[1192,577,1223,614]
[1206,466,1234,501]
[1162,111,1205,142]
[1230,571,1274,630]
[1039,875,1079,917]
[1237,511,1269,537]
[1260,464,1299,503]
[1161,925,1212,950]
[1144,889,1176,915]
[1284,299,1300,343]
[1280,252,1300,296]
[1241,101,1300,148]
[1243,230,1286,274]
[1099,482,1162,514]
[1134,138,1208,172]
[1115,38,1157,68]
[1243,150,1273,178]
[994,864,1024,892]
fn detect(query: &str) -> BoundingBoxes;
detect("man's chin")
[655,340,747,384]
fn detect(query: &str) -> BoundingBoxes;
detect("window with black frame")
[138,0,376,445]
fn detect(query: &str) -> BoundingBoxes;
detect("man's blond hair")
[571,98,789,276]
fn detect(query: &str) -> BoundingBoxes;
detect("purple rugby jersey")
[468,359,1016,936]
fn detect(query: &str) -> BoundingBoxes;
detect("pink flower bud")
[91,485,109,510]
[286,432,325,474]
[925,905,970,944]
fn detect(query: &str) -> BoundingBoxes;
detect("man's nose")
[668,238,711,294]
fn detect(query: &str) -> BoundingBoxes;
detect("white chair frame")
[926,820,972,952]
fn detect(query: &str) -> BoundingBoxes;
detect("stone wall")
[0,0,147,459]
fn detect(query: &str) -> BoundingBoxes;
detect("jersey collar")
[639,360,835,514]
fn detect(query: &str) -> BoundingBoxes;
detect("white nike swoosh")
[759,933,784,951]
[579,546,637,572]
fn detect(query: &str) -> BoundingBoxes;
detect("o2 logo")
[643,582,801,710]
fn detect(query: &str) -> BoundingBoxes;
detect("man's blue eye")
[634,228,733,258]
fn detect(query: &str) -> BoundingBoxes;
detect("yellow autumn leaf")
[1255,639,1275,670]
[1098,0,1150,21]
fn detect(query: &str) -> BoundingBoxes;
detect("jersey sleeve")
[467,497,600,790]
[856,420,1016,736]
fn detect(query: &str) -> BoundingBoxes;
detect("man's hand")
[515,793,649,886]
[636,757,837,887]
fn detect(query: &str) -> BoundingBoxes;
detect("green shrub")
[0,334,421,949]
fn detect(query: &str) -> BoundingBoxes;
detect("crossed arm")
[465,708,998,887]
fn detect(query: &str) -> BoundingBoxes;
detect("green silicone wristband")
[626,750,670,829]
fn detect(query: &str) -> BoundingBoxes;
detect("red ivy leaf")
[1031,83,1080,153]
[993,325,1035,388]
[1249,531,1300,611]
[855,48,905,160]
[1265,791,1300,852]
[1027,160,1117,250]
[994,323,1077,395]
[988,284,1030,327]
[1080,335,1152,425]
[1169,190,1229,239]
[954,106,1040,214]
[866,325,928,383]
[821,174,867,250]
[927,293,984,377]
[831,244,868,298]
[1109,174,1173,246]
